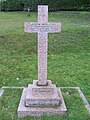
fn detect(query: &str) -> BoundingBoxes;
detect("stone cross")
[24,5,61,86]
[27,8,30,13]
[18,5,67,117]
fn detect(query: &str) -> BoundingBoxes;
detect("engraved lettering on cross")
[24,5,61,86]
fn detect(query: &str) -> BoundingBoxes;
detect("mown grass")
[0,88,89,120]
[0,11,90,120]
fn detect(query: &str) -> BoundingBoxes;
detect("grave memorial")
[18,5,67,117]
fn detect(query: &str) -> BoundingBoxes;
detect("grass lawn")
[0,11,90,120]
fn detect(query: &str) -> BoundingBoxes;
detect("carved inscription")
[26,99,60,106]
[24,23,61,33]
[32,88,54,96]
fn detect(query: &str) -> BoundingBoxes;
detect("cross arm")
[24,22,61,33]
[24,22,39,33]
[47,22,61,33]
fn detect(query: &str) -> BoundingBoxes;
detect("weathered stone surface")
[24,22,61,33]
[25,80,61,107]
[18,88,67,117]
[29,80,54,95]
[17,5,67,118]
[38,5,48,24]
[24,5,61,86]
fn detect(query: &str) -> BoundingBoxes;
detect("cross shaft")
[24,5,61,86]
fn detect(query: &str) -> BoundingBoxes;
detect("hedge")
[1,0,24,11]
[0,0,90,11]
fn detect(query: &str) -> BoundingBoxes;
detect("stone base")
[17,85,67,117]
[26,80,61,107]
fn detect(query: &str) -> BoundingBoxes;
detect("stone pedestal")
[17,80,67,117]
[26,80,61,107]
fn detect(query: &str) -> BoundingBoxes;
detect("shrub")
[1,0,24,11]
[1,0,90,11]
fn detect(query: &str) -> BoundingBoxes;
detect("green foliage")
[23,0,90,11]
[0,0,90,11]
[1,0,24,11]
